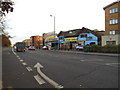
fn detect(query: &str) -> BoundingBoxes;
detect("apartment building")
[102,0,120,46]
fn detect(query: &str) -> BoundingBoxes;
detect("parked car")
[28,46,35,50]
[76,45,84,50]
[42,46,48,50]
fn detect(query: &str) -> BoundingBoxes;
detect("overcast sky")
[6,0,116,44]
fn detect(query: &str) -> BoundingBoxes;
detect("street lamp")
[50,15,56,48]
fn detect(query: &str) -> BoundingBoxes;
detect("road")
[2,48,119,89]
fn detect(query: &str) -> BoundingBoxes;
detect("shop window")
[59,37,64,40]
[106,41,116,45]
[90,42,96,45]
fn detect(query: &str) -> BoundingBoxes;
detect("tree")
[0,0,14,16]
[0,0,14,35]
[0,0,14,47]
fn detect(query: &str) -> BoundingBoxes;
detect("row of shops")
[43,27,104,50]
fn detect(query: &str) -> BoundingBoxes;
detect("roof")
[103,0,119,10]
[57,27,104,38]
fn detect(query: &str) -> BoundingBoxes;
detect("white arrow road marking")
[34,62,64,89]
[34,75,46,85]
[22,62,27,66]
[26,67,33,72]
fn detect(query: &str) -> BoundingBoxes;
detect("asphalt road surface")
[2,48,119,89]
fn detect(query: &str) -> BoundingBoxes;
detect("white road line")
[80,60,85,62]
[16,56,19,58]
[34,75,46,85]
[18,57,21,60]
[106,63,120,65]
[26,67,33,72]
[20,60,24,62]
[12,48,16,55]
[22,62,27,66]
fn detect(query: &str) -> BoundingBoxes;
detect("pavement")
[53,49,119,57]
[2,47,119,57]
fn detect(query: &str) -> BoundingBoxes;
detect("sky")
[5,0,116,44]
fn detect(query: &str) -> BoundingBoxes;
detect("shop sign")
[45,31,57,40]
[46,36,55,40]
[65,37,77,42]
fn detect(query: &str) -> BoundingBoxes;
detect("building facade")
[43,32,58,50]
[58,27,103,50]
[102,0,120,46]
[30,36,43,49]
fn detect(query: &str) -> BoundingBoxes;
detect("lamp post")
[50,15,56,48]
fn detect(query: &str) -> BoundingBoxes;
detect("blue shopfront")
[77,33,98,46]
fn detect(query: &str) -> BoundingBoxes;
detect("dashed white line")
[16,56,19,58]
[80,60,85,62]
[106,63,120,65]
[26,67,33,72]
[22,62,27,66]
[34,75,46,85]
[18,57,21,60]
[20,60,24,62]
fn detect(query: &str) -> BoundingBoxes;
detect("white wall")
[102,34,120,46]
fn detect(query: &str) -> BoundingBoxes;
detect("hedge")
[84,45,120,53]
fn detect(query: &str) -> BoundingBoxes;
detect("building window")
[109,30,118,35]
[80,34,87,38]
[106,41,116,45]
[59,37,64,40]
[109,19,118,24]
[109,8,118,13]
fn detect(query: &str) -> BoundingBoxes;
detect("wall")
[102,34,120,46]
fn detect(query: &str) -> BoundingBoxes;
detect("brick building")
[23,39,31,47]
[102,0,120,46]
[30,36,43,49]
